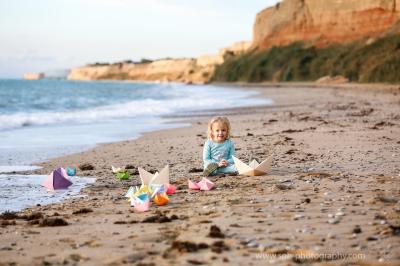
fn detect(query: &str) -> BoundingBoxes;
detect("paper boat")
[66,167,76,176]
[233,155,273,176]
[134,201,151,212]
[154,193,169,206]
[138,165,176,194]
[198,178,214,191]
[42,167,73,190]
[116,171,130,180]
[165,184,176,195]
[111,165,124,173]
[188,179,200,190]
[130,193,151,212]
[125,186,136,198]
[188,177,214,191]
[132,199,151,212]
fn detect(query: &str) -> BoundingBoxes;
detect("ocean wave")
[0,95,266,131]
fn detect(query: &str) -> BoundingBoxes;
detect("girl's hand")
[219,160,228,167]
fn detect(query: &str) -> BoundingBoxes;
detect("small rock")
[0,211,19,220]
[327,232,336,239]
[367,235,379,241]
[335,211,345,217]
[188,167,203,173]
[302,198,311,204]
[246,241,259,248]
[328,218,340,224]
[72,208,93,215]
[208,225,225,238]
[79,163,95,171]
[170,241,208,253]
[211,241,230,253]
[275,183,293,190]
[187,259,206,265]
[39,217,68,227]
[142,212,171,223]
[353,226,362,234]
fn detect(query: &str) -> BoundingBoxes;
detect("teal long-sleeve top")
[203,139,235,167]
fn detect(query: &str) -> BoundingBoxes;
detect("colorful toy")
[42,167,73,190]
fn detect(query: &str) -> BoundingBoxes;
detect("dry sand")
[1,83,399,266]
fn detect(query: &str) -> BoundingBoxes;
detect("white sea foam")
[0,86,271,131]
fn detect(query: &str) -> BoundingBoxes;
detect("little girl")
[203,116,238,176]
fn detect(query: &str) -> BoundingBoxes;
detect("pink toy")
[42,167,73,190]
[131,198,151,212]
[188,177,214,191]
[166,184,177,195]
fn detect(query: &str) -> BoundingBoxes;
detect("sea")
[0,79,272,213]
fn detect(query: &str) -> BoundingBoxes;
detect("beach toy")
[116,171,130,180]
[198,177,214,191]
[131,194,151,212]
[188,177,215,191]
[125,186,136,198]
[233,155,273,176]
[123,165,176,211]
[139,165,176,194]
[66,167,76,176]
[137,193,149,202]
[154,193,169,206]
[188,179,200,190]
[42,167,73,190]
[166,184,176,195]
[133,200,151,212]
[111,165,124,173]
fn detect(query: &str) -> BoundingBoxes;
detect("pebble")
[246,241,259,248]
[328,218,340,224]
[367,236,379,241]
[293,214,304,220]
[353,226,362,234]
[327,232,336,239]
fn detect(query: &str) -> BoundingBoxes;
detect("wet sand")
[1,83,399,265]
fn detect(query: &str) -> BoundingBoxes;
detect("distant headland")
[67,0,400,84]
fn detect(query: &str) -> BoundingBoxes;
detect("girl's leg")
[215,164,238,175]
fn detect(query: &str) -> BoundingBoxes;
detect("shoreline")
[1,82,399,265]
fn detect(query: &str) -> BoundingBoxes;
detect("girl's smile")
[212,122,227,143]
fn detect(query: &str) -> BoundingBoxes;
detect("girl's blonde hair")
[207,116,231,140]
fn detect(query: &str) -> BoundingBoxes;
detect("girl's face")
[211,122,227,143]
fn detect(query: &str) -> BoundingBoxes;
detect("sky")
[0,0,280,78]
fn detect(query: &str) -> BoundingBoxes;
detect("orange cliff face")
[253,0,400,49]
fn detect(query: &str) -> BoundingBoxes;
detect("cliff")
[253,0,400,49]
[23,73,45,80]
[69,0,400,83]
[67,43,248,83]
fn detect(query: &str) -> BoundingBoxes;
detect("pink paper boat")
[188,179,200,190]
[42,167,73,190]
[132,199,151,212]
[166,184,176,195]
[198,178,214,191]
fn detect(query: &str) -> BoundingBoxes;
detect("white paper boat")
[111,165,124,173]
[138,165,169,186]
[233,155,273,176]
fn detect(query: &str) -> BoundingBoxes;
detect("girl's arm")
[203,140,214,165]
[227,140,236,165]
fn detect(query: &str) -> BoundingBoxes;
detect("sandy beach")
[1,83,399,265]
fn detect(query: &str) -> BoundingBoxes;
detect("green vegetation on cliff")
[212,34,400,83]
